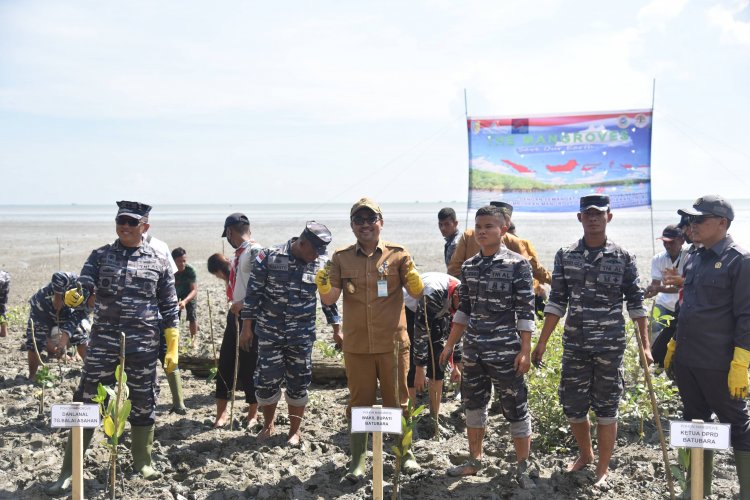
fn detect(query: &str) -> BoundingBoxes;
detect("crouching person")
[439,204,535,488]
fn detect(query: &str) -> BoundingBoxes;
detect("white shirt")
[232,239,262,303]
[145,234,178,274]
[650,247,688,311]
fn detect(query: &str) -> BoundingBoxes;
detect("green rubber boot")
[131,425,162,480]
[167,369,187,415]
[735,449,750,500]
[45,428,94,496]
[344,432,368,483]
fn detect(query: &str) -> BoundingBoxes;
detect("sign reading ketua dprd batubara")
[467,110,653,212]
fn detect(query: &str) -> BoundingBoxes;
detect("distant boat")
[546,159,578,173]
[501,159,534,173]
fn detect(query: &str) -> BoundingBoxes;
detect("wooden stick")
[634,327,676,500]
[373,404,383,500]
[70,401,84,500]
[111,332,126,500]
[391,341,400,500]
[422,297,439,440]
[230,313,240,431]
[690,419,704,500]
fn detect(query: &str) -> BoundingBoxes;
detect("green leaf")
[390,445,402,458]
[207,367,217,383]
[104,386,116,400]
[401,430,412,450]
[412,405,426,419]
[116,418,126,438]
[117,400,132,422]
[103,416,115,437]
[401,416,407,430]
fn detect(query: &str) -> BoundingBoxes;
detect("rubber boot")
[45,429,94,496]
[402,448,420,474]
[344,432,368,483]
[735,449,750,500]
[167,369,187,415]
[131,425,162,480]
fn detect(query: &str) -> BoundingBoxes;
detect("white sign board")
[51,404,100,428]
[351,407,402,434]
[670,421,731,450]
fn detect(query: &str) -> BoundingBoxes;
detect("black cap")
[677,214,690,229]
[580,194,609,212]
[222,213,249,237]
[116,200,152,220]
[489,201,513,217]
[302,221,332,255]
[678,194,734,221]
[657,225,683,242]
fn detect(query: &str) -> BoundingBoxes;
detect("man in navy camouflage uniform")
[532,194,650,486]
[47,201,180,495]
[239,221,332,445]
[406,271,462,433]
[0,270,9,338]
[25,272,90,379]
[439,205,535,486]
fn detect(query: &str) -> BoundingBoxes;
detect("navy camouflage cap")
[222,212,250,237]
[302,221,332,255]
[579,194,609,212]
[489,201,514,217]
[116,200,152,220]
[678,194,734,221]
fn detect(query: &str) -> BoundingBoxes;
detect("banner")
[467,110,653,212]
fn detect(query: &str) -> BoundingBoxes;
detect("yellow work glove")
[663,339,676,371]
[64,285,84,308]
[728,347,750,399]
[164,327,179,375]
[404,260,424,296]
[315,265,332,295]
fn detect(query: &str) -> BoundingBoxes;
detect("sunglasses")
[351,215,381,225]
[115,216,143,227]
[689,214,720,225]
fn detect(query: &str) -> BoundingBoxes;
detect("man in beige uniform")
[317,197,424,483]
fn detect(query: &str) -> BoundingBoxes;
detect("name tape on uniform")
[670,421,730,450]
[351,407,402,434]
[51,404,100,428]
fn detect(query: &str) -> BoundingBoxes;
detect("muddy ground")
[0,276,742,500]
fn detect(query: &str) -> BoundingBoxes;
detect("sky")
[1,0,748,205]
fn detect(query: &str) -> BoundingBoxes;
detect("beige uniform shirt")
[329,240,414,354]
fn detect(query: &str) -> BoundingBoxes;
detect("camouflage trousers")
[559,347,624,423]
[254,338,313,407]
[26,314,88,352]
[74,345,159,426]
[462,356,530,432]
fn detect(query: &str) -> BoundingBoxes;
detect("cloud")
[708,1,750,47]
[637,0,689,31]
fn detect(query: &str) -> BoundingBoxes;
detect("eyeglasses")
[689,215,720,225]
[351,215,381,225]
[115,216,142,227]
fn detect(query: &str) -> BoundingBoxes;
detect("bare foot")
[287,431,302,447]
[213,413,229,428]
[566,455,593,472]
[245,416,259,429]
[257,425,275,442]
[593,472,609,487]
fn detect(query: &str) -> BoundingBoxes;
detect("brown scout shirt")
[329,240,413,354]
[447,229,552,286]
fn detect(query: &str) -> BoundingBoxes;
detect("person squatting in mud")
[25,271,91,379]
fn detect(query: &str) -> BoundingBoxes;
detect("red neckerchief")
[227,244,246,302]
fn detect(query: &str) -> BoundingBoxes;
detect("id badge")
[377,279,388,297]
